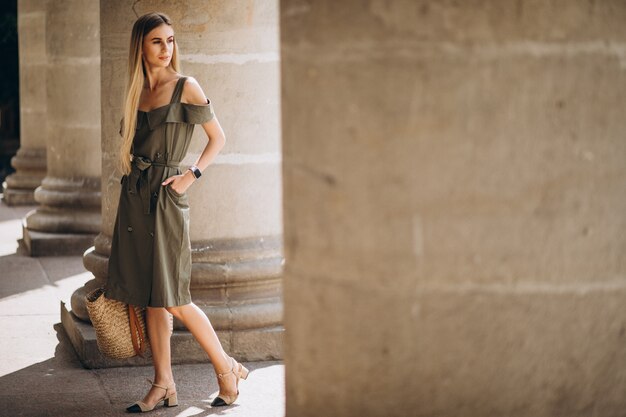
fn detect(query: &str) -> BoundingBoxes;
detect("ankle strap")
[147,379,175,391]
[217,357,236,379]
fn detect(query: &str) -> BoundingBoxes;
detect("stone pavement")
[0,202,285,417]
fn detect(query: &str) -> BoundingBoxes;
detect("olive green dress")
[105,76,215,307]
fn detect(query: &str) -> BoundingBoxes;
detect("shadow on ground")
[0,323,283,416]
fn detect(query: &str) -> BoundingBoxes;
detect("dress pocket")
[167,184,184,198]
[164,184,187,205]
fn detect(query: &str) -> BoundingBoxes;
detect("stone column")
[177,0,283,362]
[62,0,282,368]
[282,1,626,416]
[3,0,48,206]
[22,0,101,256]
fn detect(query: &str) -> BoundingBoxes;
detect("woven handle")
[128,305,146,357]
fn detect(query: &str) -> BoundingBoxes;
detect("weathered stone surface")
[281,1,626,416]
[21,0,102,255]
[3,1,48,206]
[22,223,97,257]
[61,302,283,367]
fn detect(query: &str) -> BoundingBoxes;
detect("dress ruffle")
[118,99,216,134]
[145,99,215,130]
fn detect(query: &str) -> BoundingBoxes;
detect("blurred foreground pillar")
[3,0,48,206]
[281,1,626,416]
[62,0,283,368]
[22,0,101,256]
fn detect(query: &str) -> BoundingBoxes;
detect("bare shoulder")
[181,76,209,105]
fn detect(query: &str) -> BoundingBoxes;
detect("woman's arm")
[162,76,226,194]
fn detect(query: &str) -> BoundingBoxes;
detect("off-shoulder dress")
[106,76,215,307]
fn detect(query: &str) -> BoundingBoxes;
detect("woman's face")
[142,24,175,69]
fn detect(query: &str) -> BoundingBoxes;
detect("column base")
[2,147,46,206]
[22,220,96,256]
[2,186,38,205]
[60,301,284,369]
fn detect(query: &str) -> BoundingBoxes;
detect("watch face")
[190,166,201,178]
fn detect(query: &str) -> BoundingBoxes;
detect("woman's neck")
[144,66,177,91]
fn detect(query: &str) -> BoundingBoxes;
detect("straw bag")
[85,287,149,359]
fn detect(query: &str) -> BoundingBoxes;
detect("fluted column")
[62,0,282,367]
[3,0,48,206]
[22,0,101,256]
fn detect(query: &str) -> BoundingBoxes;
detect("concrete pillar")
[22,0,101,256]
[3,0,48,206]
[282,1,626,416]
[62,0,283,368]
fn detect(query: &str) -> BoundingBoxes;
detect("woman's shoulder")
[163,74,215,126]
[178,75,208,106]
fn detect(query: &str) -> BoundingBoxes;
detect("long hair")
[119,12,181,175]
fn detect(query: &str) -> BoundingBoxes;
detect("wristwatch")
[188,165,202,179]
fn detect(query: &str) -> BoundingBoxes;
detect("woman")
[104,12,249,413]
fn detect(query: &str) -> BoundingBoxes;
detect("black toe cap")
[126,404,142,413]
[211,396,228,407]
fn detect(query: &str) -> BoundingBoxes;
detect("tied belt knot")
[129,155,180,214]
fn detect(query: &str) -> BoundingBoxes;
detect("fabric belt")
[129,155,180,214]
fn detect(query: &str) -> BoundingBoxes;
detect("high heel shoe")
[126,379,178,413]
[210,356,250,407]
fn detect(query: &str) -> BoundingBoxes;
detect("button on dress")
[105,76,215,307]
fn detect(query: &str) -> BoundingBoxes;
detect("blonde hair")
[119,12,181,175]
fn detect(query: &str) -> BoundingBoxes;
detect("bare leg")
[165,302,231,373]
[140,307,176,406]
[166,302,240,399]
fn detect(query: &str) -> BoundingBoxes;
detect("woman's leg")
[165,302,232,374]
[140,307,176,405]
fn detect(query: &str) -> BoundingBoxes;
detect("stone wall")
[281,1,626,416]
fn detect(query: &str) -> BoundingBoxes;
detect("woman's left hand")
[162,170,195,195]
